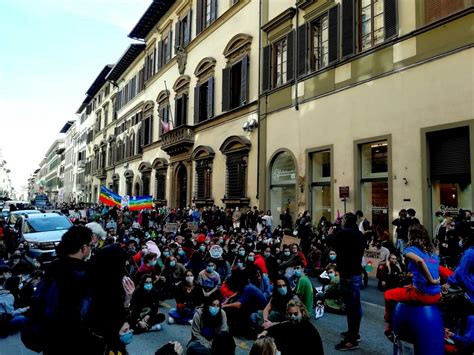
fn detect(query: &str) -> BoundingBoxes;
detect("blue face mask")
[209,306,220,316]
[163,251,170,258]
[169,261,176,267]
[239,250,246,256]
[199,246,206,252]
[149,259,157,266]
[178,250,185,255]
[236,262,244,269]
[278,286,288,296]
[289,314,302,323]
[294,269,302,277]
[329,255,337,261]
[264,252,271,258]
[120,330,133,345]
[284,251,290,257]
[144,283,153,291]
[248,256,254,262]
[207,266,215,273]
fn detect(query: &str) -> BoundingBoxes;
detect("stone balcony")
[160,125,195,156]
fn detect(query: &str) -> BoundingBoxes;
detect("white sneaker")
[150,324,162,331]
[188,319,193,325]
[168,316,175,324]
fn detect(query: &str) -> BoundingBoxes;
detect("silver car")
[17,213,72,260]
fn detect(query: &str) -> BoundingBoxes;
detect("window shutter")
[152,48,156,75]
[262,45,271,92]
[240,55,249,105]
[157,41,163,70]
[297,24,307,78]
[342,0,355,58]
[168,31,173,60]
[139,123,144,150]
[182,94,188,125]
[210,0,218,23]
[222,67,231,112]
[149,117,153,144]
[196,0,203,34]
[175,21,181,49]
[185,10,192,45]
[194,85,200,124]
[384,0,397,39]
[286,30,295,82]
[144,57,149,82]
[207,76,214,118]
[328,5,339,64]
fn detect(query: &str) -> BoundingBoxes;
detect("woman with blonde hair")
[250,337,278,355]
[257,300,324,355]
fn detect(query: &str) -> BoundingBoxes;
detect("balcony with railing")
[160,125,195,156]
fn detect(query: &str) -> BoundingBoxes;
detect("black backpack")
[21,276,60,352]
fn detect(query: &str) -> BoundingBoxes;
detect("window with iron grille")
[126,178,133,196]
[155,169,167,200]
[225,152,247,198]
[195,159,212,199]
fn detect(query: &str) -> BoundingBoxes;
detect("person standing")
[334,212,366,351]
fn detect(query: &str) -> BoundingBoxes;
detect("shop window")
[359,140,389,230]
[310,150,332,223]
[270,151,297,222]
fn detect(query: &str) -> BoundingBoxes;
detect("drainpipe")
[256,0,263,201]
[294,2,300,111]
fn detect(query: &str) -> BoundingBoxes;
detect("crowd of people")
[0,202,472,354]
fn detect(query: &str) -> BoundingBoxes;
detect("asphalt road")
[0,278,391,355]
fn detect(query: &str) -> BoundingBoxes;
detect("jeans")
[168,308,195,324]
[396,239,407,254]
[340,275,363,341]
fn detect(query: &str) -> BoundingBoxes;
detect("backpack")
[21,276,60,352]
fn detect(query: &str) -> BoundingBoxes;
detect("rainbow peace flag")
[99,186,122,207]
[129,195,153,211]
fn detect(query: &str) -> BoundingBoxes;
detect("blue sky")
[0,0,150,193]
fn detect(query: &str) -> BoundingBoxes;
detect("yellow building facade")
[259,0,474,235]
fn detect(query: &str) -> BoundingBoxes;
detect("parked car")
[7,209,40,227]
[15,213,72,260]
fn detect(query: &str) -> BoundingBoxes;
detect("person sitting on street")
[168,270,203,325]
[130,274,165,333]
[198,260,221,300]
[377,254,403,291]
[161,255,187,300]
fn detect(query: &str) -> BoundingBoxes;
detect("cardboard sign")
[165,223,178,233]
[209,245,223,259]
[281,235,301,247]
[188,221,199,231]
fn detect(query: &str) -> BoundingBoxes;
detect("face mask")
[328,272,335,279]
[248,256,254,262]
[459,240,464,248]
[236,262,244,269]
[209,306,220,316]
[284,251,290,257]
[437,216,444,223]
[186,276,194,284]
[278,286,287,296]
[294,269,302,277]
[207,266,215,273]
[199,246,206,252]
[264,252,271,258]
[170,261,176,267]
[163,251,170,258]
[120,330,133,345]
[178,250,185,256]
[144,283,153,291]
[149,259,157,266]
[239,250,245,256]
[289,314,302,323]
[329,255,336,261]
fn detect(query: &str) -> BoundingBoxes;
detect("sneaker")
[335,339,359,351]
[168,316,175,324]
[340,331,361,342]
[384,330,395,343]
[150,324,162,331]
